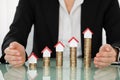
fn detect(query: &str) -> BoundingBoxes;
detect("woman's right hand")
[4,42,26,67]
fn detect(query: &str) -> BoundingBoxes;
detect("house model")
[82,28,93,38]
[27,69,38,80]
[41,46,52,57]
[43,76,50,80]
[68,37,79,47]
[0,70,4,80]
[54,41,65,52]
[28,52,38,64]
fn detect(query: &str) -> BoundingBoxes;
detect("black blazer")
[1,0,120,62]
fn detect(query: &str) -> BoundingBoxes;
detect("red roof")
[68,37,79,43]
[54,41,65,48]
[82,27,93,34]
[28,52,38,59]
[41,46,52,54]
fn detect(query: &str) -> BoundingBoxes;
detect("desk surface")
[0,58,120,80]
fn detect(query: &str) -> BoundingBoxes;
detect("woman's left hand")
[94,44,117,68]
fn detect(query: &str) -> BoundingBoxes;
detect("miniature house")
[43,76,50,80]
[0,70,4,80]
[68,37,79,47]
[54,41,65,52]
[27,69,38,80]
[82,28,93,38]
[41,46,52,57]
[28,52,38,64]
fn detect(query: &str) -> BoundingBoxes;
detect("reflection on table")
[4,66,26,80]
[0,58,120,80]
[94,66,117,80]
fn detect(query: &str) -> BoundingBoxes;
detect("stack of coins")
[70,67,76,80]
[56,67,63,80]
[43,57,50,67]
[70,47,77,67]
[56,52,63,67]
[29,63,37,70]
[84,38,92,68]
[43,66,50,76]
[84,68,91,80]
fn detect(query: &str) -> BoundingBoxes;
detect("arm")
[94,0,120,68]
[104,0,120,62]
[1,0,34,64]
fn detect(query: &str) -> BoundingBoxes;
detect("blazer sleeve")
[103,0,120,61]
[103,0,120,46]
[1,0,34,63]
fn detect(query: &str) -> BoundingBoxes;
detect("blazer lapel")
[43,0,94,56]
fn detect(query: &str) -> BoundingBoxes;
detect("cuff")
[0,54,8,64]
[112,46,120,62]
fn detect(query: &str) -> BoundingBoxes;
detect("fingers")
[94,56,116,68]
[99,44,112,52]
[94,54,116,68]
[4,47,20,56]
[94,44,117,68]
[94,61,110,68]
[4,42,26,67]
[9,60,23,67]
[95,56,116,63]
[96,51,116,58]
[4,54,23,67]
[4,54,22,61]
[9,42,21,49]
[4,52,25,67]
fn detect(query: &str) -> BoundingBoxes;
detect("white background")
[0,0,120,57]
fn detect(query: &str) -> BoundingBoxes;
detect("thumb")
[99,44,112,52]
[9,42,20,49]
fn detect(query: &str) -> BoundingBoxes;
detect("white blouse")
[58,0,84,57]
